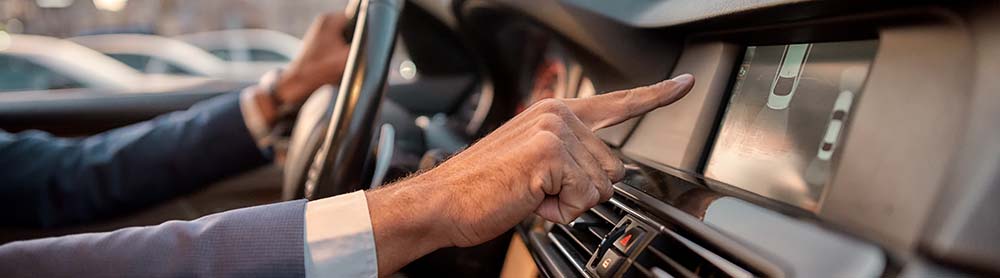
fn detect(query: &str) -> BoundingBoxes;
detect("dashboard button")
[595,249,625,277]
[614,226,646,254]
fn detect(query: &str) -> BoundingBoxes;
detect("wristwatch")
[261,68,297,118]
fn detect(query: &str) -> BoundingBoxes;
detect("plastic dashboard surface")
[561,0,816,28]
[621,42,738,173]
[617,8,985,264]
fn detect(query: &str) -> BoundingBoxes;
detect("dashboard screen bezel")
[620,16,882,216]
[701,40,879,211]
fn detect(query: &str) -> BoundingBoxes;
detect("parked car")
[0,34,213,93]
[68,34,260,82]
[174,29,300,63]
[174,29,300,77]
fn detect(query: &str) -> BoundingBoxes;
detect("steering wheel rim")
[288,0,405,200]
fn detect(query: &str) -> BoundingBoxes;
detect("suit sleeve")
[0,200,307,278]
[0,92,270,227]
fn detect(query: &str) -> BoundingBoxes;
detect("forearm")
[0,92,270,227]
[0,200,307,277]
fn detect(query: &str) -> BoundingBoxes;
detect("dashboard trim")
[621,41,740,172]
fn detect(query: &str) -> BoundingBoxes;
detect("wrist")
[365,176,453,275]
[252,88,281,127]
[277,67,334,106]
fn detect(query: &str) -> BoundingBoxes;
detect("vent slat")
[572,210,605,225]
[587,225,611,241]
[554,224,599,256]
[661,228,752,278]
[546,203,627,277]
[638,228,753,278]
[548,232,592,277]
[623,262,657,277]
[643,246,699,278]
[590,203,623,224]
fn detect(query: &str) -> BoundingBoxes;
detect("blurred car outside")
[174,29,300,63]
[0,34,216,95]
[68,33,262,82]
[174,29,301,77]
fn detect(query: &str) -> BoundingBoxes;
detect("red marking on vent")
[619,234,633,247]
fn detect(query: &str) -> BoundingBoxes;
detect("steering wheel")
[282,0,405,200]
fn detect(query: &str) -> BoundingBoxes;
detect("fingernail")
[671,74,694,83]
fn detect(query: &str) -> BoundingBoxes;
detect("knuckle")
[537,113,566,132]
[536,98,571,115]
[535,98,560,110]
[598,180,614,201]
[586,187,602,207]
[534,131,563,152]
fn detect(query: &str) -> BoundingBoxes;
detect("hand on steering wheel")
[282,0,404,200]
[249,12,351,129]
[280,13,352,106]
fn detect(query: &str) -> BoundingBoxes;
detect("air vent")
[615,197,755,278]
[542,195,757,278]
[547,202,627,276]
[633,228,752,278]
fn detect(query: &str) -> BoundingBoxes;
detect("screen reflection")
[705,40,877,210]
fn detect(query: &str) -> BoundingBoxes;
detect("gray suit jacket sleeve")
[0,200,307,278]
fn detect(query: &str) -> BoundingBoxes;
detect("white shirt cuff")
[304,191,378,278]
[239,87,273,149]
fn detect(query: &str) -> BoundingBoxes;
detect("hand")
[277,12,352,106]
[253,12,351,126]
[363,74,695,275]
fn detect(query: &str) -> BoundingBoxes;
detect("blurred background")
[1,0,346,37]
[0,0,352,94]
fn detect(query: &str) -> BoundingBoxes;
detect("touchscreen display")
[705,40,877,210]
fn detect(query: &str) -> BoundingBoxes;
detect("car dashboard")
[452,0,1000,277]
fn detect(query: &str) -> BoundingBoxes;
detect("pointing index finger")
[566,74,695,130]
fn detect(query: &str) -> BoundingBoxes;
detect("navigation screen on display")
[705,40,877,211]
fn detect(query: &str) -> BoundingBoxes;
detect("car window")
[209,49,233,61]
[106,54,152,72]
[249,49,290,62]
[146,58,204,76]
[107,54,204,76]
[209,49,290,62]
[0,54,84,92]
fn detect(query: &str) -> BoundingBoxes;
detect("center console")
[519,5,996,277]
